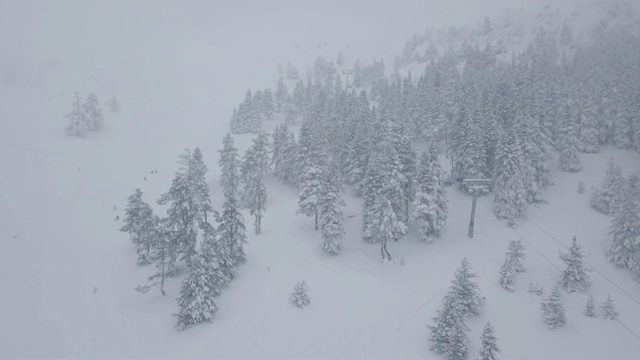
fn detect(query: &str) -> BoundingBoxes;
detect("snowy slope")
[400,0,640,75]
[2,0,640,358]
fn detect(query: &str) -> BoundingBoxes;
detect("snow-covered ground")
[2,0,640,358]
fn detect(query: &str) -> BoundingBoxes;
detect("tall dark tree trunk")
[315,211,318,230]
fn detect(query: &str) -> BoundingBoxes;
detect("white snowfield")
[1,0,640,358]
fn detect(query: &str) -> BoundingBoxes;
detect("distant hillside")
[396,0,640,74]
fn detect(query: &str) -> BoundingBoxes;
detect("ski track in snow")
[1,0,640,358]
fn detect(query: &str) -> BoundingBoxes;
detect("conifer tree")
[579,103,600,153]
[607,176,640,268]
[217,190,247,279]
[506,239,526,273]
[157,148,213,268]
[318,163,345,254]
[390,122,417,221]
[66,92,89,136]
[296,123,327,229]
[271,124,297,186]
[601,294,619,320]
[428,293,470,360]
[136,217,171,296]
[275,76,288,112]
[558,103,582,172]
[297,166,324,230]
[289,280,311,308]
[560,236,591,293]
[477,322,500,360]
[498,258,516,292]
[158,154,199,269]
[591,158,625,215]
[450,258,485,316]
[261,88,275,120]
[218,133,240,197]
[190,147,214,225]
[540,285,566,329]
[120,188,156,265]
[412,145,448,242]
[83,93,104,131]
[520,113,551,202]
[452,106,488,190]
[494,124,528,226]
[584,297,596,317]
[240,133,270,234]
[174,225,227,331]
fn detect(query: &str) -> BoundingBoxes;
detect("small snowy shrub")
[540,285,566,329]
[528,280,543,296]
[578,180,585,194]
[290,280,310,308]
[601,294,619,320]
[584,297,596,317]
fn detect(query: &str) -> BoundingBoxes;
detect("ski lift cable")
[521,212,640,308]
[477,198,640,344]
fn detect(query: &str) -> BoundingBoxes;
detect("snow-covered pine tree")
[262,88,275,120]
[578,102,600,153]
[607,175,640,268]
[190,147,214,225]
[390,121,417,222]
[498,257,516,292]
[601,294,619,320]
[296,123,327,229]
[216,190,247,279]
[506,239,526,273]
[218,133,240,197]
[318,163,345,254]
[120,188,156,265]
[271,124,297,185]
[451,105,488,191]
[557,102,582,172]
[449,258,485,316]
[66,92,89,136]
[157,149,200,269]
[584,297,596,317]
[412,145,448,242]
[289,280,311,308]
[428,293,470,360]
[540,285,566,329]
[136,217,171,295]
[229,107,241,133]
[493,124,528,226]
[364,194,407,261]
[477,322,500,360]
[591,158,625,215]
[83,93,104,131]
[560,236,591,293]
[578,180,585,194]
[174,225,227,331]
[275,76,288,113]
[519,112,551,202]
[241,133,269,234]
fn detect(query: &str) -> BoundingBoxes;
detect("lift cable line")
[521,213,640,307]
[476,198,640,344]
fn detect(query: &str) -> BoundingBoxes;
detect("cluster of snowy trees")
[231,66,450,257]
[65,92,104,136]
[428,258,495,360]
[120,147,247,331]
[590,158,640,282]
[230,88,275,133]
